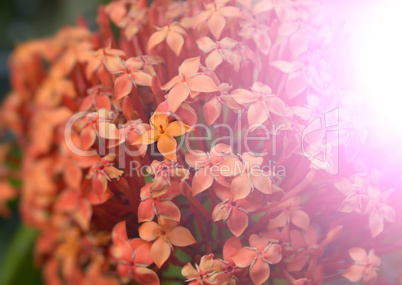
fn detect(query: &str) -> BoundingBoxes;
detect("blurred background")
[0,1,107,284]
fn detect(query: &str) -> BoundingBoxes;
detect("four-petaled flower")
[111,221,160,285]
[112,57,153,100]
[185,143,232,196]
[194,0,240,39]
[220,152,273,201]
[138,183,181,222]
[148,22,186,56]
[230,82,287,130]
[134,113,192,161]
[162,57,219,112]
[212,183,264,237]
[182,254,229,285]
[342,248,381,285]
[196,37,240,71]
[232,234,282,285]
[138,217,196,267]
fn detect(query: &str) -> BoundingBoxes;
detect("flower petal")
[287,251,308,272]
[179,57,200,77]
[286,70,307,100]
[166,31,184,56]
[157,133,177,161]
[155,200,181,222]
[166,226,196,247]
[290,209,310,230]
[112,220,128,242]
[186,75,219,93]
[250,257,270,285]
[203,96,222,125]
[223,237,242,263]
[131,71,152,86]
[150,113,169,131]
[208,12,226,39]
[104,54,126,73]
[212,203,229,222]
[182,263,198,279]
[168,83,189,112]
[263,243,282,264]
[230,174,252,201]
[133,242,153,265]
[133,267,160,285]
[247,102,268,127]
[227,208,248,237]
[114,74,133,100]
[231,248,256,268]
[205,50,224,71]
[342,264,366,283]
[138,221,161,241]
[148,29,168,51]
[349,248,368,263]
[251,173,272,194]
[133,129,158,145]
[192,168,214,196]
[151,237,171,268]
[138,199,155,222]
[290,29,308,57]
[185,150,209,168]
[249,234,269,251]
[80,125,96,150]
[165,121,191,137]
[196,36,216,52]
[98,121,119,139]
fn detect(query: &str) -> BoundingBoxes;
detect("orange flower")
[54,188,92,231]
[85,45,127,79]
[219,152,273,201]
[365,186,395,238]
[232,234,282,285]
[105,0,148,39]
[108,120,150,157]
[185,143,232,196]
[111,57,153,100]
[230,82,287,130]
[269,60,307,100]
[287,226,321,272]
[148,22,186,56]
[342,248,381,285]
[79,85,112,111]
[162,57,219,112]
[138,217,196,267]
[239,12,271,55]
[86,154,124,202]
[111,221,159,285]
[133,113,192,161]
[138,183,181,223]
[194,0,240,39]
[220,237,243,283]
[182,254,229,285]
[79,109,119,150]
[268,196,310,231]
[212,183,264,237]
[48,27,93,78]
[146,159,189,197]
[196,37,240,71]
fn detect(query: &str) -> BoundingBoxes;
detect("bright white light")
[350,0,402,132]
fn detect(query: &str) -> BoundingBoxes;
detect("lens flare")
[350,0,402,131]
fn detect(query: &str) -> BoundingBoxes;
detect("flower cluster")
[2,0,401,284]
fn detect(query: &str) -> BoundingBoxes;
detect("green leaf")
[0,225,41,285]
